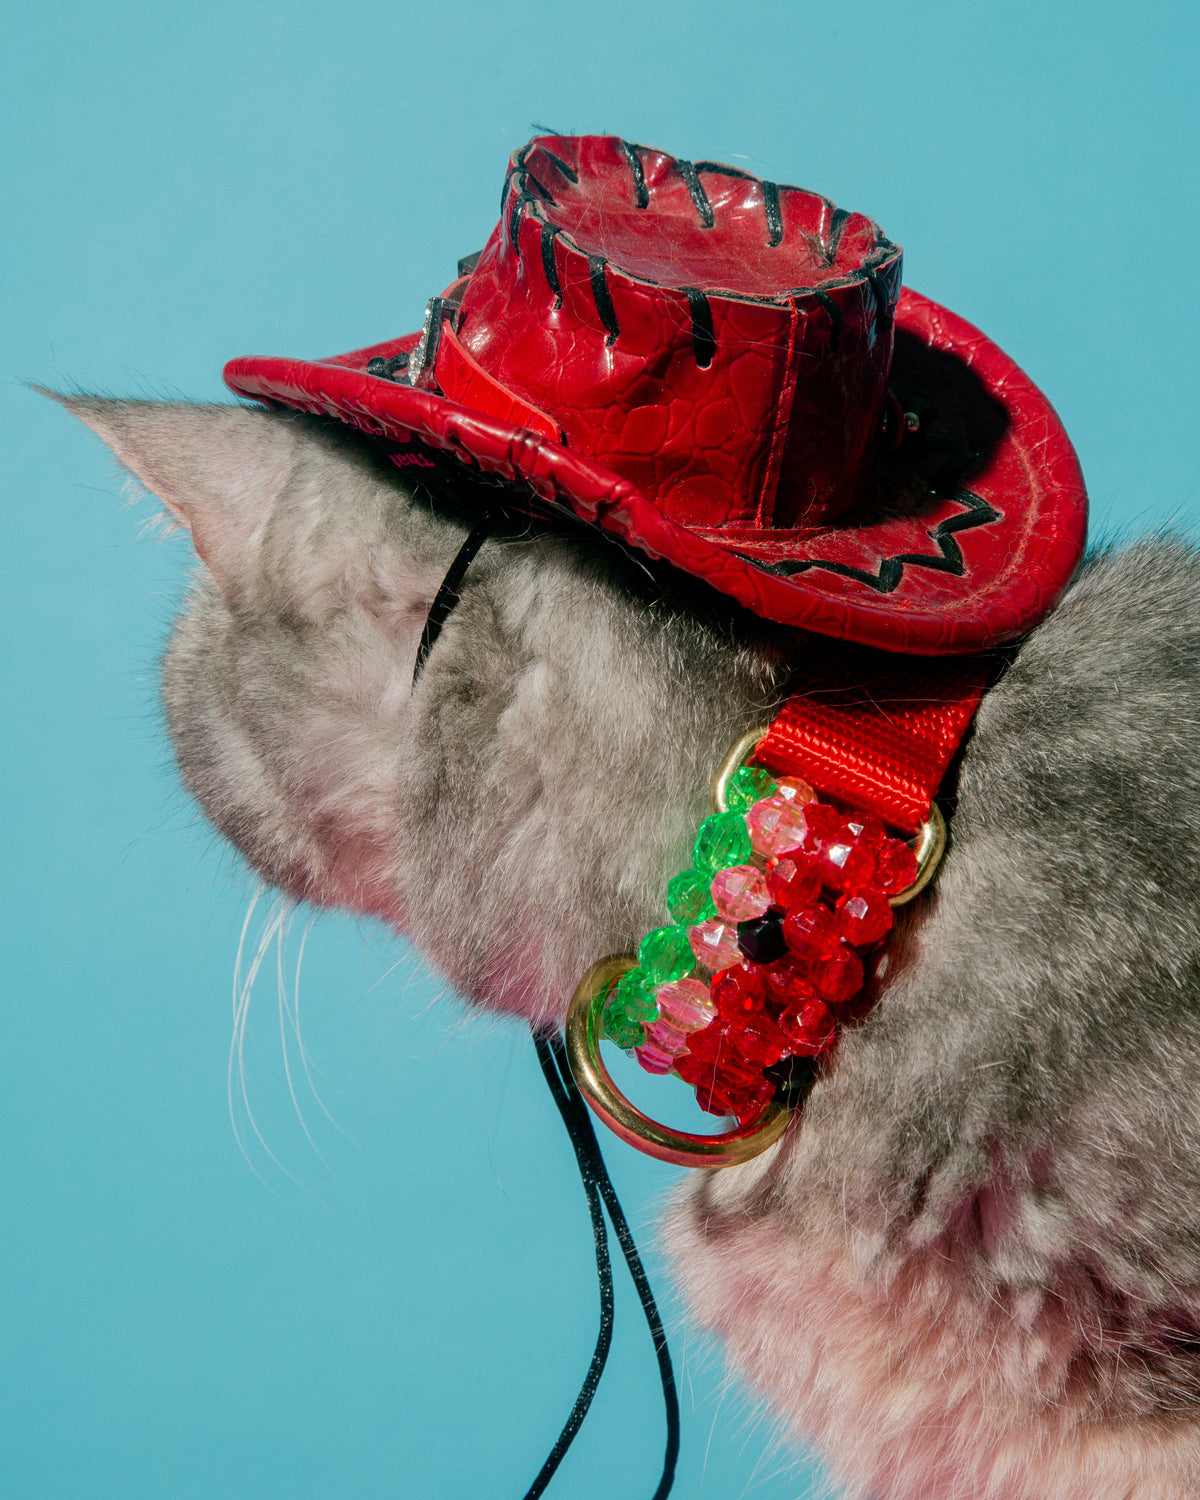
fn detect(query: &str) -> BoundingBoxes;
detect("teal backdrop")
[4,3,1197,1497]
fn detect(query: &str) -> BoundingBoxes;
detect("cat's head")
[60,396,777,1021]
[61,398,475,928]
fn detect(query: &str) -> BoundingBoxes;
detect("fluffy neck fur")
[66,396,1200,1498]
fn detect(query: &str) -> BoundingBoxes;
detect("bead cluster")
[601,764,919,1122]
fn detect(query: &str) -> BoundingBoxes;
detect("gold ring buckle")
[564,727,947,1166]
[564,956,794,1167]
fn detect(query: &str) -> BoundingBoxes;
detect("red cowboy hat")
[224,134,1086,656]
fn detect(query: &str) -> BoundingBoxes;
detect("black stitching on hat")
[693,160,754,180]
[813,290,843,350]
[737,489,1002,591]
[508,190,541,254]
[588,255,620,344]
[677,160,715,228]
[824,207,851,266]
[683,287,716,369]
[761,181,784,247]
[541,223,563,308]
[617,140,649,208]
[523,170,557,205]
[540,147,579,183]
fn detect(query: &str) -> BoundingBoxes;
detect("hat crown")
[454,135,902,532]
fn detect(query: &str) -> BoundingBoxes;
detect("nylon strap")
[755,649,990,835]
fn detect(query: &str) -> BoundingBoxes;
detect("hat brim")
[224,288,1086,656]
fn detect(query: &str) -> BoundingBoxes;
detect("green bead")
[667,868,716,926]
[638,925,694,985]
[616,967,659,1022]
[725,764,778,813]
[603,1002,645,1051]
[692,810,753,875]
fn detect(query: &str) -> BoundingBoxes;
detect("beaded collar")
[565,723,947,1166]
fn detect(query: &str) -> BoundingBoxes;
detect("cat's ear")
[54,396,298,594]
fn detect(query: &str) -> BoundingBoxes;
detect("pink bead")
[746,795,809,856]
[656,976,716,1032]
[635,1040,678,1074]
[636,1012,697,1073]
[688,917,742,973]
[774,775,817,804]
[710,863,771,921]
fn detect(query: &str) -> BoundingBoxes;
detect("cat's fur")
[65,395,1200,1499]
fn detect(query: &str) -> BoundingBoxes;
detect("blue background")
[4,4,1197,1497]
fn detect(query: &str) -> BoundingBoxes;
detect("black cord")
[411,517,493,687]
[527,1036,614,1500]
[528,1030,680,1500]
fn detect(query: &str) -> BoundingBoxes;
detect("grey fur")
[65,396,1200,1496]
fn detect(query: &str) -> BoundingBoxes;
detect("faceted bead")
[724,763,777,812]
[711,963,767,1022]
[673,1020,727,1077]
[603,1003,646,1051]
[777,996,837,1056]
[836,889,894,947]
[638,925,694,985]
[844,813,886,849]
[693,811,753,875]
[616,966,659,1021]
[666,868,715,926]
[819,820,879,893]
[710,863,770,921]
[688,917,742,973]
[634,1040,676,1074]
[738,912,788,965]
[793,801,841,857]
[782,904,842,964]
[726,1012,790,1069]
[745,795,809,857]
[774,775,817,805]
[761,957,819,1012]
[874,836,920,895]
[766,848,822,912]
[656,976,716,1032]
[809,944,864,1006]
[636,1016,690,1074]
[695,1070,775,1122]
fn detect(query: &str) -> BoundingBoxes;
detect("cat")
[60,392,1200,1500]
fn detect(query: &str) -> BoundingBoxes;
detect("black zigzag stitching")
[737,488,1002,594]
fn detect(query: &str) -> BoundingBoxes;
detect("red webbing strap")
[755,651,990,835]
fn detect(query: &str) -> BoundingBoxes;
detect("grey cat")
[62,393,1200,1500]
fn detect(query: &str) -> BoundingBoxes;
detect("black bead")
[738,912,787,964]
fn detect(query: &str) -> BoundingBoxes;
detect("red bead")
[711,963,767,1021]
[726,1015,789,1069]
[819,817,879,892]
[809,944,864,1006]
[761,958,819,1012]
[794,801,841,856]
[694,1071,775,1121]
[843,814,886,849]
[874,836,919,894]
[766,849,822,911]
[836,888,893,946]
[782,904,841,964]
[777,996,837,1056]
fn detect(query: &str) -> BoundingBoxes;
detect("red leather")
[224,133,1088,656]
[756,653,990,834]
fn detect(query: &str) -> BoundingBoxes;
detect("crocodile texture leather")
[224,134,1087,656]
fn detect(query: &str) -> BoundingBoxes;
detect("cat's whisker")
[288,919,356,1145]
[230,895,312,1195]
[273,903,331,1171]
